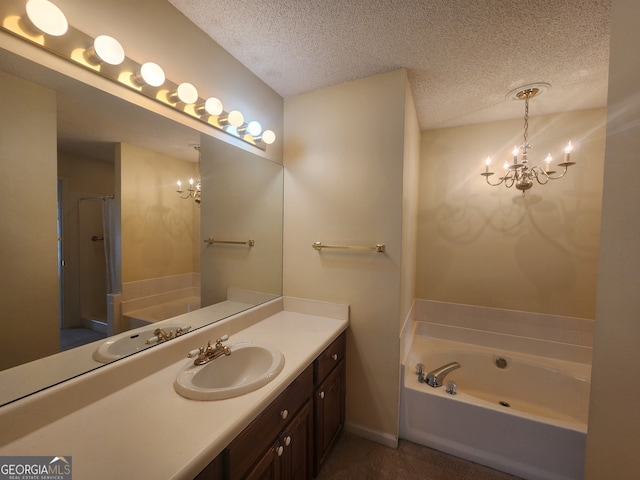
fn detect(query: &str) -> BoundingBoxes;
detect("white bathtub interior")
[124,296,201,329]
[400,300,593,480]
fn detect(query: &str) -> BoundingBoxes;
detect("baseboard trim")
[344,422,399,449]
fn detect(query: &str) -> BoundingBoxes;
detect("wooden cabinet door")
[247,401,311,480]
[314,360,345,475]
[280,401,312,480]
[226,367,313,480]
[245,444,281,480]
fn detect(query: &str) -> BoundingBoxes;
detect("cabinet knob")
[284,436,291,446]
[332,353,338,361]
[318,391,325,399]
[280,409,289,420]
[276,446,284,457]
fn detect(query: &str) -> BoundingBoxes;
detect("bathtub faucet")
[420,361,461,388]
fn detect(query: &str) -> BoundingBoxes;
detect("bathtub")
[400,334,590,480]
[124,296,201,329]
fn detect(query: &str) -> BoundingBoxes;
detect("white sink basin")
[174,341,285,400]
[93,324,191,363]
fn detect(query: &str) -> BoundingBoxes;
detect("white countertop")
[0,299,261,406]
[0,297,349,480]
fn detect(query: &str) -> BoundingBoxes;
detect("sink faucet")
[417,361,461,388]
[188,335,231,365]
[145,326,191,345]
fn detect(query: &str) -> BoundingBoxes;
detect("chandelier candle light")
[481,84,575,196]
[177,145,201,205]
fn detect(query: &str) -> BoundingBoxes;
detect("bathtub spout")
[425,362,461,388]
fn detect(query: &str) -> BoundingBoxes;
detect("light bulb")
[564,141,573,163]
[261,130,276,145]
[484,157,491,173]
[25,0,68,36]
[228,110,244,127]
[197,97,223,116]
[169,83,198,104]
[134,62,165,87]
[565,141,573,154]
[247,121,263,137]
[87,35,125,66]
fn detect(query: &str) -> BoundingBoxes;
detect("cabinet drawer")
[226,365,312,480]
[314,332,346,384]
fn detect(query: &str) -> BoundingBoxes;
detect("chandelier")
[176,145,201,205]
[481,85,575,196]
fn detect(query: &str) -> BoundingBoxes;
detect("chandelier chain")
[523,93,529,147]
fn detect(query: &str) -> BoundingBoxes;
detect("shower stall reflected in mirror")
[59,191,115,351]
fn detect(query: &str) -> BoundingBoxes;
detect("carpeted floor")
[316,432,523,480]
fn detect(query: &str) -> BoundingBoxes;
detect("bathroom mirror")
[0,47,283,406]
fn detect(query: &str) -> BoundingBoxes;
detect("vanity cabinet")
[244,401,312,480]
[313,332,346,476]
[195,331,346,480]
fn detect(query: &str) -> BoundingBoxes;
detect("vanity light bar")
[6,0,276,150]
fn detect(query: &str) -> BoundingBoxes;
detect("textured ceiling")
[168,0,611,130]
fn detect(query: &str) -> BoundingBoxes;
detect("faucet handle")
[187,347,203,358]
[186,337,229,360]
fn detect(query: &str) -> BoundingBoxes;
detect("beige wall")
[585,0,640,477]
[284,69,415,441]
[0,72,59,369]
[58,152,115,328]
[200,135,283,305]
[417,108,607,318]
[119,143,199,283]
[400,79,421,324]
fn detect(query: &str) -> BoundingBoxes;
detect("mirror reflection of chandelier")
[481,83,576,197]
[177,145,201,205]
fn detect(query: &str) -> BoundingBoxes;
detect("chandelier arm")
[543,166,570,180]
[530,166,550,185]
[530,165,571,183]
[504,175,515,188]
[178,191,195,200]
[484,174,507,187]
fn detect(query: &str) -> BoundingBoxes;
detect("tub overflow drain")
[499,401,511,408]
[495,357,508,369]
